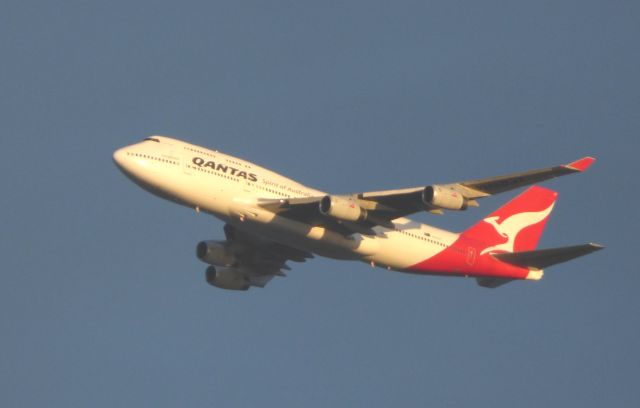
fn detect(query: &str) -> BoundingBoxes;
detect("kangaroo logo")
[480,203,555,255]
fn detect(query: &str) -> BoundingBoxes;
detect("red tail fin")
[462,186,558,255]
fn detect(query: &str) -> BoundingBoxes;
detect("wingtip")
[566,156,596,172]
[588,242,605,250]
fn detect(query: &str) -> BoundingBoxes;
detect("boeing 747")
[113,136,602,290]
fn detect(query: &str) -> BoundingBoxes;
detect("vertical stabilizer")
[461,186,558,255]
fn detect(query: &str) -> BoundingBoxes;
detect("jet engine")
[422,185,468,211]
[319,195,366,222]
[196,240,236,266]
[205,266,249,291]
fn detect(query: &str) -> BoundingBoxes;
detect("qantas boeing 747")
[113,136,603,290]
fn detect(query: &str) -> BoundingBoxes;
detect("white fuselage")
[113,136,459,272]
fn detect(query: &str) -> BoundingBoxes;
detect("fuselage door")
[182,147,193,175]
[466,246,477,266]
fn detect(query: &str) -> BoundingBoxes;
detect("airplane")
[113,136,603,290]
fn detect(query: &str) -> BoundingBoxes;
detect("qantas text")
[192,157,258,182]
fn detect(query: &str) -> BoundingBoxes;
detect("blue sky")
[1,1,638,406]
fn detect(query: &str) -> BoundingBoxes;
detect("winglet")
[566,157,596,172]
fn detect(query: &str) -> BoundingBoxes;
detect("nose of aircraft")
[112,147,128,171]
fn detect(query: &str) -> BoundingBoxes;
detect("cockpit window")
[144,137,160,142]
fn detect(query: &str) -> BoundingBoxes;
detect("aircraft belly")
[225,203,378,260]
[172,173,243,216]
[370,230,449,270]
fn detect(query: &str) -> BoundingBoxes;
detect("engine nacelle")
[196,240,236,266]
[319,195,366,222]
[422,185,468,211]
[205,266,250,291]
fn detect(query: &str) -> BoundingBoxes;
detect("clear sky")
[1,1,638,406]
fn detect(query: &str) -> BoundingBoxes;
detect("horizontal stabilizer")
[493,243,604,270]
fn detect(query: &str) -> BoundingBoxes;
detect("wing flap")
[224,223,313,262]
[209,224,315,289]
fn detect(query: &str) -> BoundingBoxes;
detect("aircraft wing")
[257,157,595,234]
[443,156,595,198]
[216,224,313,288]
[359,156,595,214]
